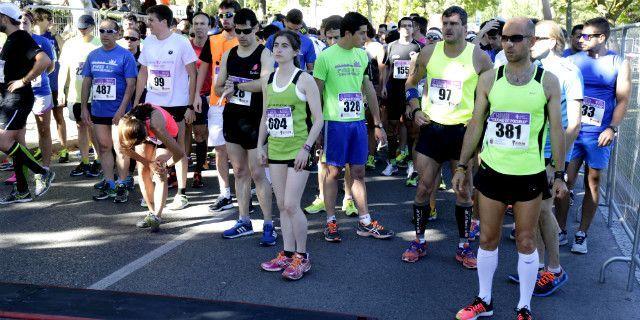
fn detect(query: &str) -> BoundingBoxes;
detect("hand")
[193,98,202,113]
[374,127,387,146]
[8,80,25,92]
[452,170,466,194]
[184,109,195,125]
[150,161,167,176]
[257,146,268,166]
[413,110,431,127]
[479,20,500,36]
[58,92,67,107]
[552,179,568,200]
[293,148,309,172]
[81,109,93,127]
[598,128,615,147]
[112,109,125,125]
[155,153,172,165]
[381,86,388,99]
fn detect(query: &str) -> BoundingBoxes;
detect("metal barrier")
[599,22,640,291]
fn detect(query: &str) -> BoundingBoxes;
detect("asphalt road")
[0,156,638,319]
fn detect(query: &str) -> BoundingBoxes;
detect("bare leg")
[35,111,52,167]
[247,147,273,221]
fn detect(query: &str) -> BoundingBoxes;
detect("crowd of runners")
[0,1,631,318]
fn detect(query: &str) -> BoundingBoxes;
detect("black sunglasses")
[99,28,118,34]
[535,36,551,41]
[580,33,602,41]
[235,28,253,35]
[218,12,234,19]
[123,36,139,41]
[500,34,530,43]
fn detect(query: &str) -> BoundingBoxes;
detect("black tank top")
[225,44,264,110]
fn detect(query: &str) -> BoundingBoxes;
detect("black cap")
[77,14,95,29]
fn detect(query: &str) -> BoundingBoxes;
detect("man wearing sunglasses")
[265,9,316,72]
[560,17,631,255]
[193,0,240,212]
[213,8,276,245]
[58,14,102,179]
[453,17,566,320]
[134,5,199,212]
[403,6,492,266]
[80,19,138,203]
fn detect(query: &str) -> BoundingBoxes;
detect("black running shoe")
[70,163,89,177]
[86,161,102,177]
[209,196,233,212]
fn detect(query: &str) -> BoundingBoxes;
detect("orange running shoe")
[456,297,494,320]
[456,243,477,269]
[401,240,427,263]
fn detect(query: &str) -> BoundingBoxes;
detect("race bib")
[266,107,293,138]
[76,62,85,76]
[428,78,463,108]
[486,111,531,150]
[228,76,252,106]
[148,69,172,94]
[0,60,4,83]
[339,92,363,120]
[581,96,605,126]
[393,60,410,79]
[213,66,220,85]
[92,78,116,101]
[30,75,42,88]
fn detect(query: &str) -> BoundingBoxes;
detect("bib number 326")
[486,111,531,150]
[339,93,363,120]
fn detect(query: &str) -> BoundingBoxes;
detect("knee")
[419,177,435,195]
[249,169,265,183]
[283,201,298,216]
[350,167,365,180]
[98,141,112,154]
[325,168,340,180]
[515,231,536,253]
[479,233,500,251]
[234,166,249,180]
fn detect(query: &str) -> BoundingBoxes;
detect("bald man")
[452,17,567,320]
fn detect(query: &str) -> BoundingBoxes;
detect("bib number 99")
[153,77,165,88]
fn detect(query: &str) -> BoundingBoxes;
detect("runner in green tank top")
[402,6,493,266]
[452,18,567,320]
[257,30,324,281]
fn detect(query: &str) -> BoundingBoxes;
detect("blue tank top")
[569,50,622,133]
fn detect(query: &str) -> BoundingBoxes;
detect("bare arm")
[150,114,187,163]
[405,45,433,113]
[194,60,210,97]
[544,73,566,171]
[214,51,230,98]
[186,62,197,106]
[611,58,631,127]
[17,52,51,87]
[565,98,582,155]
[257,76,269,149]
[473,45,494,74]
[119,78,137,112]
[133,65,148,106]
[300,73,324,147]
[80,76,92,112]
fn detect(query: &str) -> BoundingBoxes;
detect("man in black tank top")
[214,8,278,246]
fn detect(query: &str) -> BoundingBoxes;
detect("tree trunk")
[566,0,572,36]
[541,0,552,20]
[261,0,267,17]
[367,0,373,22]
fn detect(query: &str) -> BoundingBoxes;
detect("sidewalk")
[25,106,79,152]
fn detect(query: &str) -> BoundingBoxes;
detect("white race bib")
[148,69,172,94]
[486,111,531,150]
[0,59,5,83]
[338,92,363,120]
[581,96,605,126]
[31,75,42,88]
[393,60,410,79]
[92,78,116,101]
[266,107,293,138]
[228,76,252,106]
[428,78,463,108]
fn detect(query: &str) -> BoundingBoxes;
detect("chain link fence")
[599,22,640,291]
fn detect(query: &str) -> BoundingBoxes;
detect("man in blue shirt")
[265,9,316,71]
[80,19,138,203]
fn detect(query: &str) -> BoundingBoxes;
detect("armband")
[405,88,420,101]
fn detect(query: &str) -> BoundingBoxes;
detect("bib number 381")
[339,92,363,120]
[486,111,531,150]
[266,107,293,138]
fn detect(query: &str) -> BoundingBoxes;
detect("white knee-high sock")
[517,250,539,310]
[477,247,499,304]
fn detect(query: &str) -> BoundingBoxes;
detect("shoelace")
[536,271,555,287]
[465,301,486,313]
[270,252,286,264]
[327,221,338,233]
[369,220,384,230]
[516,308,531,320]
[289,256,303,269]
[575,235,586,244]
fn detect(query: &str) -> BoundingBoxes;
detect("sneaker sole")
[35,172,56,197]
[324,235,341,242]
[570,248,587,254]
[0,197,33,204]
[209,203,234,212]
[259,239,277,247]
[261,265,285,272]
[222,230,254,239]
[168,203,188,210]
[456,310,494,320]
[356,230,393,239]
[303,207,325,214]
[114,198,129,203]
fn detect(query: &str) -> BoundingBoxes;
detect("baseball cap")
[0,3,22,22]
[426,28,443,40]
[77,14,95,29]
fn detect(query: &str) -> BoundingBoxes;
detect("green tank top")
[480,65,548,175]
[423,41,478,125]
[266,69,311,160]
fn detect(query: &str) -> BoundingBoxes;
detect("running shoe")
[515,307,533,320]
[406,172,419,187]
[93,184,116,201]
[406,160,415,178]
[456,243,477,269]
[209,195,233,212]
[260,223,278,246]
[468,219,480,241]
[58,148,69,163]
[569,190,575,206]
[394,147,409,167]
[365,155,376,171]
[282,253,311,281]
[0,160,13,171]
[558,229,568,246]
[456,297,494,320]
[70,163,89,177]
[509,228,516,240]
[342,198,358,217]
[33,148,42,161]
[222,219,254,239]
[168,194,188,210]
[261,251,291,272]
[251,188,256,196]
[304,196,325,214]
[534,269,568,297]
[140,198,147,208]
[507,268,543,283]
[428,208,438,221]
[137,213,161,232]
[0,188,33,204]
[356,220,394,239]
[34,169,55,197]
[94,178,106,190]
[324,220,341,242]
[192,172,204,188]
[4,173,16,185]
[381,162,398,176]
[438,179,447,190]
[571,231,588,254]
[86,161,102,177]
[124,175,135,190]
[401,240,427,263]
[114,183,129,203]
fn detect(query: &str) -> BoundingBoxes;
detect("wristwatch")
[608,125,618,134]
[374,123,384,129]
[554,170,567,183]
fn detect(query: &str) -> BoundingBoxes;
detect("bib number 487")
[95,85,111,95]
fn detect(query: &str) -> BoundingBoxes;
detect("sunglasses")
[235,28,253,35]
[580,33,602,40]
[123,36,139,41]
[99,29,118,34]
[535,36,551,41]
[218,12,234,19]
[500,34,530,43]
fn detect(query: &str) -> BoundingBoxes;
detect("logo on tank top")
[168,50,174,55]
[249,64,260,75]
[354,61,361,68]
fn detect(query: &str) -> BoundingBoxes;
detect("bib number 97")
[438,88,452,101]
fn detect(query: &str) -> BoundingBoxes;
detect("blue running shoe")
[222,220,254,239]
[534,270,568,297]
[260,223,277,246]
[124,175,135,190]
